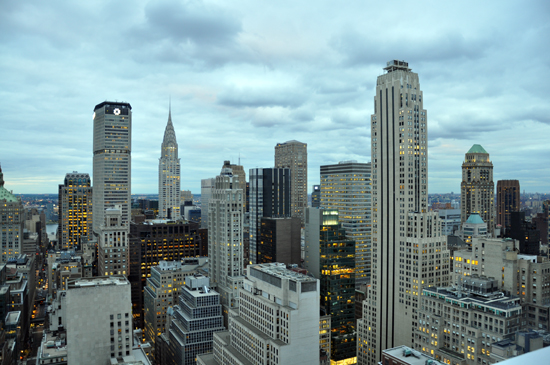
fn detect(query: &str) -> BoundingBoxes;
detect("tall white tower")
[357,61,450,365]
[159,107,181,220]
[92,101,131,233]
[208,164,245,310]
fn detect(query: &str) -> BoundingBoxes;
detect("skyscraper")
[249,167,291,264]
[208,164,244,310]
[357,60,450,365]
[460,144,495,236]
[320,161,371,285]
[58,172,93,249]
[159,108,181,220]
[275,140,307,225]
[0,166,23,262]
[92,101,132,233]
[496,179,520,233]
[305,209,356,363]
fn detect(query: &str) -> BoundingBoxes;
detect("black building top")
[93,101,132,111]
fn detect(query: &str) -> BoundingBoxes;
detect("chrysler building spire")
[159,105,181,220]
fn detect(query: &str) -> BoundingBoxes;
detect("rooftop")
[384,60,412,73]
[467,144,488,154]
[67,275,129,289]
[466,213,485,224]
[424,286,521,311]
[5,311,20,325]
[38,331,67,360]
[383,345,441,364]
[250,263,317,283]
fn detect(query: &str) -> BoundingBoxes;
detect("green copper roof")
[467,144,488,154]
[0,167,18,203]
[466,213,485,224]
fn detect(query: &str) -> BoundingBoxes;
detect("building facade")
[357,60,450,365]
[58,172,93,249]
[438,209,461,236]
[92,101,132,232]
[305,209,356,364]
[65,276,133,365]
[320,161,371,285]
[416,277,522,365]
[258,217,301,266]
[144,261,186,347]
[249,167,291,264]
[461,145,495,236]
[274,140,307,225]
[452,236,550,331]
[129,221,202,328]
[197,263,320,365]
[312,184,321,208]
[159,109,181,220]
[208,164,245,310]
[97,205,129,277]
[0,167,23,263]
[200,178,215,229]
[496,180,520,234]
[165,275,225,364]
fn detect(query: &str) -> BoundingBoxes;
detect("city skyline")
[1,1,549,195]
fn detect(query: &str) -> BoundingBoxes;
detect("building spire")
[0,163,3,187]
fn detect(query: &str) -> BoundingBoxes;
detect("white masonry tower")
[357,60,450,365]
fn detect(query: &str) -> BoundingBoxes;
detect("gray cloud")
[1,0,549,194]
[217,87,308,108]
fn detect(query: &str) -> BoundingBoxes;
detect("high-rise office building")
[200,178,215,229]
[249,167,291,264]
[92,101,132,233]
[58,172,93,249]
[208,164,244,310]
[461,144,495,236]
[275,140,307,225]
[496,179,520,233]
[97,205,129,277]
[159,108,181,220]
[165,275,225,364]
[129,221,203,328]
[0,166,23,262]
[305,209,356,363]
[144,261,186,347]
[197,263,320,365]
[357,60,450,365]
[258,217,301,266]
[320,161,371,285]
[311,184,321,208]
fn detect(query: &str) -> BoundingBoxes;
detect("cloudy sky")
[1,0,549,195]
